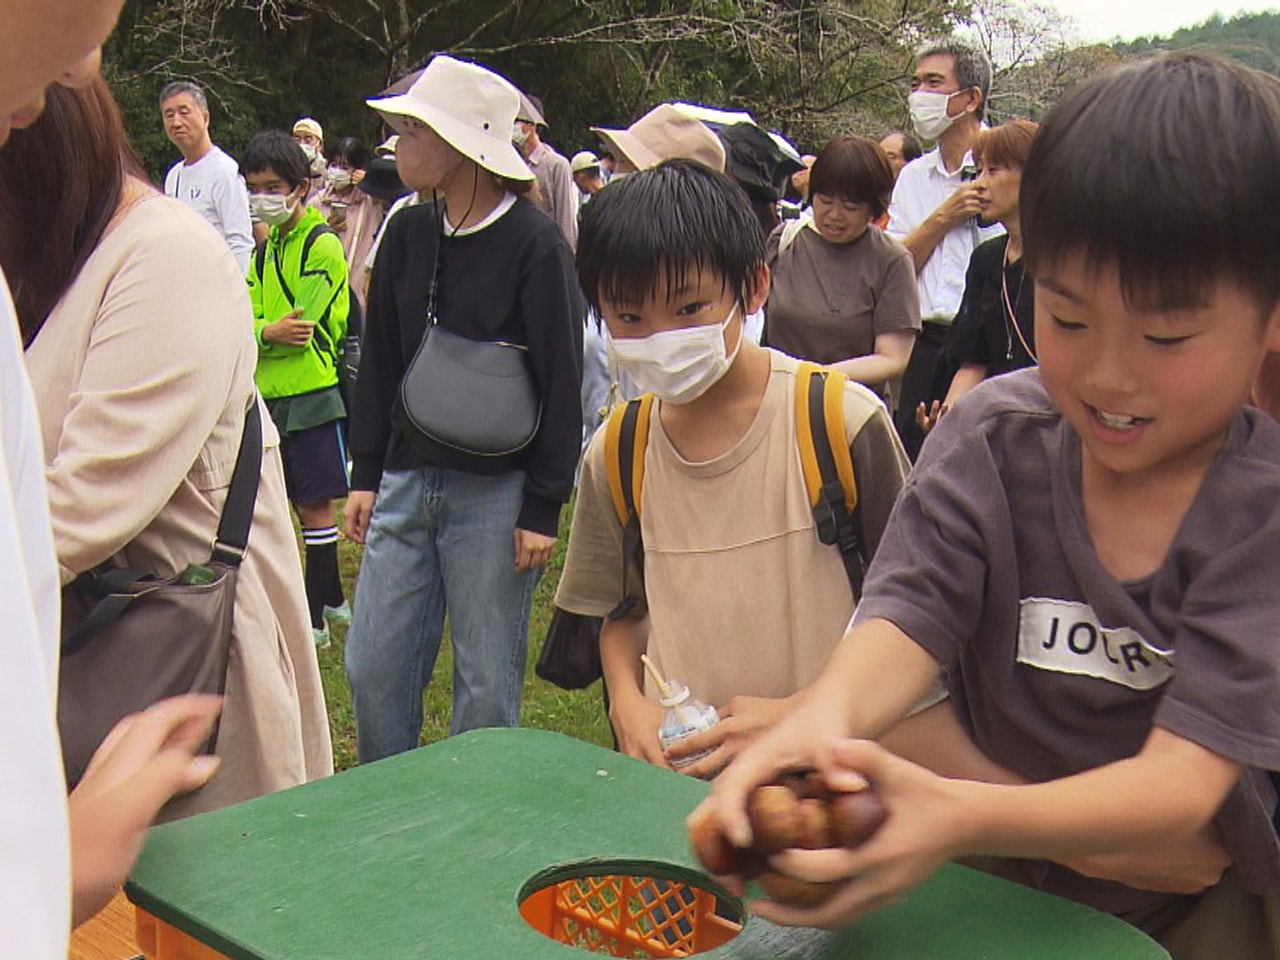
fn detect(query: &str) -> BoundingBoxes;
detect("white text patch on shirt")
[1017,598,1173,691]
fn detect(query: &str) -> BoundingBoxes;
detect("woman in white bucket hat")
[342,55,585,759]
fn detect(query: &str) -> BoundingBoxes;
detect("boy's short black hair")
[240,130,310,191]
[1022,52,1280,314]
[576,159,766,314]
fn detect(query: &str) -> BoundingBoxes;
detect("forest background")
[104,1,1280,182]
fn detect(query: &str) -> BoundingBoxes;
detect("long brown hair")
[0,77,146,344]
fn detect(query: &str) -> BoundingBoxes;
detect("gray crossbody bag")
[399,207,541,457]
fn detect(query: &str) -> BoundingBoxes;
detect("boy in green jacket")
[242,130,350,648]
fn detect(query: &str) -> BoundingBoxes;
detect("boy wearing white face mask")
[242,130,352,649]
[555,160,910,777]
[887,37,1004,461]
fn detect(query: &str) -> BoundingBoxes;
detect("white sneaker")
[313,620,332,650]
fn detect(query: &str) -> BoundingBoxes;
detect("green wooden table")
[127,728,1168,959]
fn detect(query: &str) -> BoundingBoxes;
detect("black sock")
[326,550,346,608]
[302,526,340,628]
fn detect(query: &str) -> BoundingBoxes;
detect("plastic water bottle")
[658,681,720,775]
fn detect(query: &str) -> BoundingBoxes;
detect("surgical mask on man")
[511,122,530,147]
[326,166,353,189]
[249,192,297,227]
[607,305,743,405]
[909,89,963,140]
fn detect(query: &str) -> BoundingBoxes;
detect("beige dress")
[25,194,333,818]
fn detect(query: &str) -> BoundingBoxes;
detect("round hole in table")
[518,859,744,957]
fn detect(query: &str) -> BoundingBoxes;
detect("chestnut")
[747,784,805,855]
[757,870,838,908]
[829,789,888,848]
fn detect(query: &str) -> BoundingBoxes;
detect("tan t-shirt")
[555,351,909,709]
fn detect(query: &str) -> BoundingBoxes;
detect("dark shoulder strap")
[210,399,263,566]
[254,243,267,285]
[300,222,337,271]
[271,222,332,307]
[62,401,262,655]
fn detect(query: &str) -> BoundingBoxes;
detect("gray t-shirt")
[764,224,920,366]
[856,368,1280,914]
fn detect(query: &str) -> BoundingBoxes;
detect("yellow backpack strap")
[795,363,865,594]
[604,395,655,527]
[602,395,655,620]
[822,369,859,517]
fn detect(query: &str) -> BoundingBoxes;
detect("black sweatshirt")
[348,197,585,537]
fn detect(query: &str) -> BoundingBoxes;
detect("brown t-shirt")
[764,222,921,365]
[856,368,1280,915]
[556,351,909,709]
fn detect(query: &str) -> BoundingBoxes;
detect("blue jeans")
[345,466,539,763]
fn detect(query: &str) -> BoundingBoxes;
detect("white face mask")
[326,165,353,189]
[511,123,529,147]
[607,305,742,405]
[909,89,963,140]
[249,192,297,227]
[299,142,318,160]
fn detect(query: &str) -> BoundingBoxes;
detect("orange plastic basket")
[135,909,231,960]
[519,873,742,958]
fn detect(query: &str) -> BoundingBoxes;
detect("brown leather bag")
[57,401,262,788]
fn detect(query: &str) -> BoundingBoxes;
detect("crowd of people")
[2,3,1280,957]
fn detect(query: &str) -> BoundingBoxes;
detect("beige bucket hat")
[591,103,726,172]
[366,55,533,182]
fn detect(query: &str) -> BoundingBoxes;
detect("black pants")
[894,320,956,462]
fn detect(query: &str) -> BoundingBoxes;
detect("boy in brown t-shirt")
[557,160,909,778]
[701,54,1280,956]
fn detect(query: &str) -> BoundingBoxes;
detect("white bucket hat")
[366,56,533,182]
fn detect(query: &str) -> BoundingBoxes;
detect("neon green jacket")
[248,206,350,400]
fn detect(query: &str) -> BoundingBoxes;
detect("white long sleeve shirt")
[164,146,254,274]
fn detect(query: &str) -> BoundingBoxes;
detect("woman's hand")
[666,695,796,780]
[69,695,223,926]
[343,491,376,544]
[915,400,948,433]
[514,528,556,571]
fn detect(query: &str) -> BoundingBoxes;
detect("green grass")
[317,506,612,771]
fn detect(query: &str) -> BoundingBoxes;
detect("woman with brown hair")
[0,77,333,818]
[918,119,1039,431]
[763,135,921,393]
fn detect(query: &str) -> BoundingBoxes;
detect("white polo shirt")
[0,269,70,957]
[886,148,1004,323]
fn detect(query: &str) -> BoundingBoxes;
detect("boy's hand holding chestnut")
[689,738,974,930]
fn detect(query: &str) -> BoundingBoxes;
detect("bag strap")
[603,395,654,621]
[604,395,654,529]
[61,401,261,655]
[210,398,264,566]
[61,572,160,656]
[795,362,864,594]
